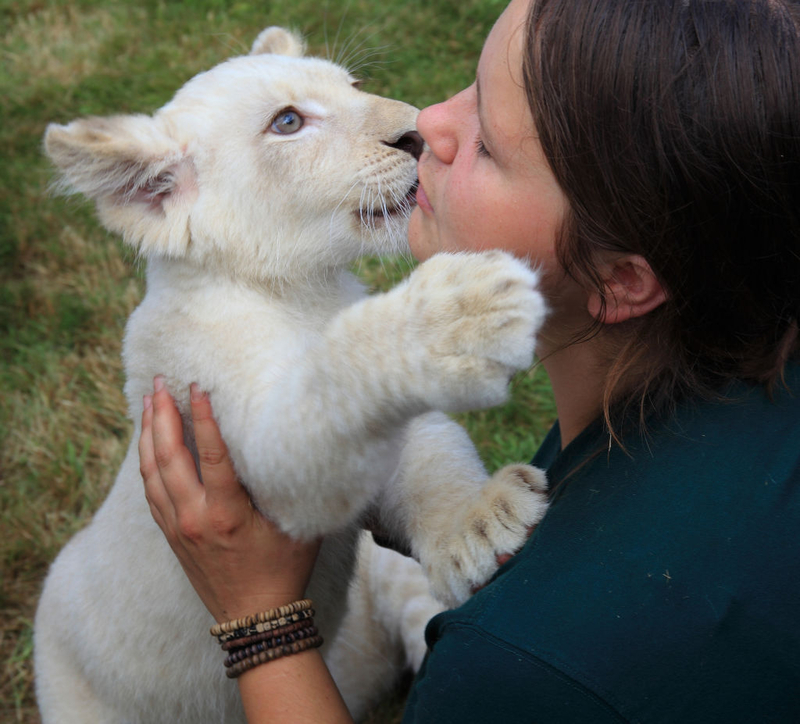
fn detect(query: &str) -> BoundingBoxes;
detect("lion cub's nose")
[384,131,424,160]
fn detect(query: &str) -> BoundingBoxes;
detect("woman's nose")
[417,93,463,166]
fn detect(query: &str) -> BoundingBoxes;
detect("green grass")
[0,1,555,721]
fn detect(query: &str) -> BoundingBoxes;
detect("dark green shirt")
[404,366,800,723]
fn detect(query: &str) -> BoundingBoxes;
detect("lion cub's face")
[44,27,420,282]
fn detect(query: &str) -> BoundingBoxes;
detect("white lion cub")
[35,27,549,723]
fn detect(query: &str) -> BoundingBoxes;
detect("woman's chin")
[407,208,435,262]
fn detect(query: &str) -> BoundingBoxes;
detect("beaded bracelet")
[225,634,324,679]
[214,608,315,645]
[210,599,313,637]
[211,599,323,678]
[224,625,319,667]
[219,618,315,651]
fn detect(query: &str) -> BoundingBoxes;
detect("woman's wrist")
[210,598,324,681]
[236,648,354,723]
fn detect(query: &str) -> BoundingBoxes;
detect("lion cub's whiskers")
[329,178,362,253]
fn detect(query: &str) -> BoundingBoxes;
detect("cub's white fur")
[35,27,549,723]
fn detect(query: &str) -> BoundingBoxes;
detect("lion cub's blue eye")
[271,109,304,134]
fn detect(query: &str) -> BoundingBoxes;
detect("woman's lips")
[416,181,434,214]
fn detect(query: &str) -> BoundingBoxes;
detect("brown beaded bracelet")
[214,609,315,645]
[210,599,313,637]
[224,625,319,667]
[219,618,315,652]
[225,634,324,679]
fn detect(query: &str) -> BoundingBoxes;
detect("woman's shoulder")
[422,363,800,723]
[545,360,800,493]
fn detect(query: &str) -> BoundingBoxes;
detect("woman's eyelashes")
[475,136,492,158]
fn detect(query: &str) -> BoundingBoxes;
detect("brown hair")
[523,0,800,434]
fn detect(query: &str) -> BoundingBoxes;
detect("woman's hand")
[138,377,321,623]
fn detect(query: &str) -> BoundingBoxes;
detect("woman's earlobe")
[587,255,667,324]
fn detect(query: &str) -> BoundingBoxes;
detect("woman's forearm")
[236,649,354,723]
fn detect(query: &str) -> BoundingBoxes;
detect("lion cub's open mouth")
[359,180,419,223]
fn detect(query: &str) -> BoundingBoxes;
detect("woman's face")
[409,0,567,288]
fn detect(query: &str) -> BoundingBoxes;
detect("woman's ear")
[587,254,667,324]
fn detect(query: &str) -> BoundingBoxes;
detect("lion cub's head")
[45,27,420,282]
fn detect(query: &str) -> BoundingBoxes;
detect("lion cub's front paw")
[421,465,549,607]
[403,251,546,412]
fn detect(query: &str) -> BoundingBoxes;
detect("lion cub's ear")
[44,115,195,257]
[250,27,307,58]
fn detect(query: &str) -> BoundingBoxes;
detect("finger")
[139,393,172,532]
[494,525,535,568]
[151,376,205,510]
[189,383,248,509]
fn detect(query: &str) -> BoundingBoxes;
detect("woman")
[139,0,800,721]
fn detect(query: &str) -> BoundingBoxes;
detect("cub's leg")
[35,601,121,724]
[325,533,444,721]
[378,411,549,607]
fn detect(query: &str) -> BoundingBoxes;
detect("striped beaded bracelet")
[213,608,315,645]
[219,618,315,651]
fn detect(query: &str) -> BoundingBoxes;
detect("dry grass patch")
[3,6,123,88]
[0,216,140,720]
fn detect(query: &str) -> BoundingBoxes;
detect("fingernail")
[153,375,165,392]
[143,394,152,410]
[190,382,205,402]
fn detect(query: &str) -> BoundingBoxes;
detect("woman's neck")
[540,336,610,449]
